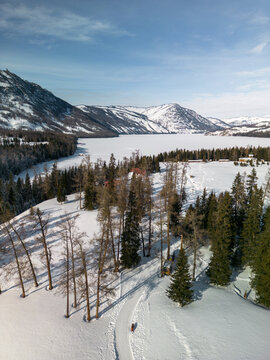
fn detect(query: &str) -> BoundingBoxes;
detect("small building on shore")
[239,154,257,163]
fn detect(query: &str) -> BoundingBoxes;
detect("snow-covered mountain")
[0,70,116,137]
[79,103,224,134]
[77,105,169,134]
[207,117,231,129]
[126,103,223,133]
[211,116,270,136]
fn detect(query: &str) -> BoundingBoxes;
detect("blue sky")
[1,0,270,118]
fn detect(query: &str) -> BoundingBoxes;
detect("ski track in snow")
[166,314,195,360]
[115,292,143,360]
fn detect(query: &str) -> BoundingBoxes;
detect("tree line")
[0,128,77,180]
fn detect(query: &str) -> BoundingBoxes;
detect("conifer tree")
[251,207,270,307]
[246,168,258,203]
[57,182,66,203]
[207,192,233,286]
[231,172,246,233]
[121,189,140,268]
[84,169,96,210]
[167,246,193,306]
[241,185,263,268]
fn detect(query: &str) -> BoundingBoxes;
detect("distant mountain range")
[77,104,223,134]
[209,116,270,136]
[1,69,270,137]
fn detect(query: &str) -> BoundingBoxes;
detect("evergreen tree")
[120,189,140,268]
[84,169,97,210]
[207,192,233,286]
[57,182,66,203]
[167,247,193,306]
[206,192,218,241]
[251,207,270,307]
[246,168,258,203]
[231,172,246,233]
[241,185,263,268]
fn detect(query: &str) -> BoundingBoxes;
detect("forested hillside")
[0,129,77,180]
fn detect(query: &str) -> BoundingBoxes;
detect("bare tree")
[98,187,118,272]
[94,230,116,319]
[76,237,91,322]
[0,221,26,298]
[156,192,166,277]
[60,214,79,308]
[161,163,177,260]
[116,172,128,268]
[9,219,38,287]
[31,208,53,290]
[57,224,70,318]
[144,174,153,257]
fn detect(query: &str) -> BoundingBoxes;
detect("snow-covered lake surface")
[19,134,270,180]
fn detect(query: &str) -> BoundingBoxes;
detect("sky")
[1,0,270,118]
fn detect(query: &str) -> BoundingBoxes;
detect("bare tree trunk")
[68,221,77,308]
[108,213,117,272]
[141,227,145,257]
[117,216,122,269]
[11,224,38,287]
[147,218,152,257]
[6,226,25,298]
[192,232,198,281]
[36,210,53,290]
[66,237,70,318]
[82,251,91,321]
[100,228,110,273]
[167,208,171,260]
[96,268,101,319]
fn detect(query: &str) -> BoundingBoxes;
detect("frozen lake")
[19,134,270,179]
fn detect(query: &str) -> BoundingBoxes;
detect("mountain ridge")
[0,70,117,137]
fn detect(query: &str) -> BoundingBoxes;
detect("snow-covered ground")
[18,133,270,180]
[2,161,270,359]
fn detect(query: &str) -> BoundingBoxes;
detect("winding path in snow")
[115,292,143,360]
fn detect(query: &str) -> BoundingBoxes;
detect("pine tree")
[241,185,263,268]
[246,168,258,203]
[251,207,270,307]
[231,172,246,232]
[207,192,233,286]
[84,169,96,210]
[120,189,140,268]
[57,182,66,203]
[167,247,193,306]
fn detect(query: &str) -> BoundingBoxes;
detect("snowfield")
[2,160,270,359]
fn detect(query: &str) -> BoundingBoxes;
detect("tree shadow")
[192,267,210,302]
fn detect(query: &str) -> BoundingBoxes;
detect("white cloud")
[249,41,269,54]
[0,3,130,42]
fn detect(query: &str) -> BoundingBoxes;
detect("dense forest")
[0,128,77,180]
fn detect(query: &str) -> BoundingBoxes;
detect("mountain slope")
[79,103,224,134]
[129,103,223,133]
[210,116,270,136]
[207,117,231,129]
[0,70,117,137]
[77,105,169,134]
